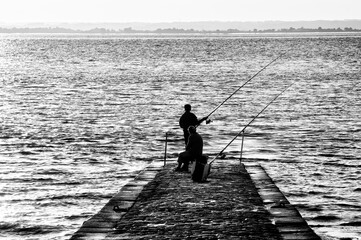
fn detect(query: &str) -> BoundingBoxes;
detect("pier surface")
[71,159,321,240]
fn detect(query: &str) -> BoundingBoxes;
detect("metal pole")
[240,131,245,163]
[164,132,168,166]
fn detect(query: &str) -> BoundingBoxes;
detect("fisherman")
[175,126,203,172]
[179,104,207,145]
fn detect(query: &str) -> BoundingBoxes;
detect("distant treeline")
[1,26,361,34]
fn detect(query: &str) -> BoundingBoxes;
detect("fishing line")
[209,82,295,164]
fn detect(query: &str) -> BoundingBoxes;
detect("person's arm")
[185,135,193,151]
[197,116,208,125]
[179,115,185,128]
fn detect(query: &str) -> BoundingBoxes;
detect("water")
[0,33,360,240]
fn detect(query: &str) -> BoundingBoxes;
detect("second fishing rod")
[209,82,294,165]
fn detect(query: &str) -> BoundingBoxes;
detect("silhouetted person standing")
[179,104,207,145]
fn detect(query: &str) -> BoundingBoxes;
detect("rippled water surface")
[0,33,360,240]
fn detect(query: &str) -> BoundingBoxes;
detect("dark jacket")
[179,111,198,130]
[186,132,203,158]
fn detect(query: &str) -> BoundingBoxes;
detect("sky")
[0,0,360,23]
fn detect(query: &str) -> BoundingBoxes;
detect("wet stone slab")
[104,160,283,240]
[71,160,164,240]
[71,159,321,240]
[244,162,321,240]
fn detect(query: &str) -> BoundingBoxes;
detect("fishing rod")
[204,53,286,121]
[209,82,294,164]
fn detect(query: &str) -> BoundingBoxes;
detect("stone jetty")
[71,158,321,240]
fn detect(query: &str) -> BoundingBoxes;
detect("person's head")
[188,125,196,134]
[184,104,191,112]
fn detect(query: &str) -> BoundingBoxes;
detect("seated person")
[176,126,203,172]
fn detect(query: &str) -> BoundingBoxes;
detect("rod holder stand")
[240,131,245,163]
[163,132,169,166]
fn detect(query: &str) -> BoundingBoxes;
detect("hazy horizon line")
[2,20,361,32]
[2,19,361,24]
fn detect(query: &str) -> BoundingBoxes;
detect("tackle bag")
[191,155,211,182]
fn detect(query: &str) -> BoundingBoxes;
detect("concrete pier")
[71,158,321,240]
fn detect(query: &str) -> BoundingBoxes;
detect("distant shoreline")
[1,26,361,34]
